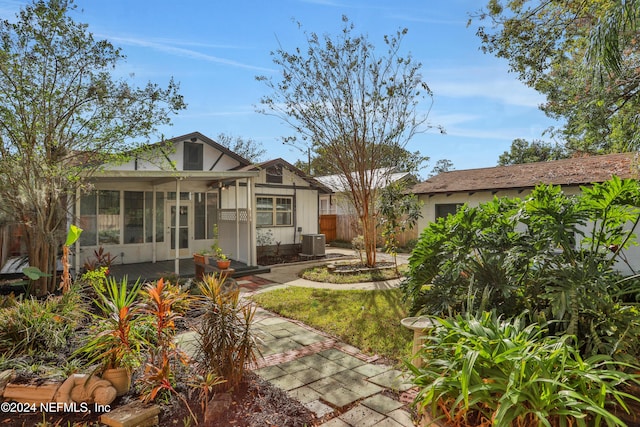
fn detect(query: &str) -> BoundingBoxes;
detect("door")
[169,203,191,258]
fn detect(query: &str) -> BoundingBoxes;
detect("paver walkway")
[178,249,419,426]
[233,267,418,427]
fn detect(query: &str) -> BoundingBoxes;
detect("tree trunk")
[360,208,377,268]
[25,222,59,296]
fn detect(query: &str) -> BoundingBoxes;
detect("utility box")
[301,234,326,257]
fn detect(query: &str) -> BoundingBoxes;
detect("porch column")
[174,179,180,275]
[235,179,240,262]
[247,177,256,266]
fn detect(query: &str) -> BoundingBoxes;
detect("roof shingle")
[412,153,638,195]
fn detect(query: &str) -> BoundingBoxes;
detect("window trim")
[256,195,293,227]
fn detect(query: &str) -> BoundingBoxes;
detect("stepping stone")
[304,399,334,418]
[362,394,404,414]
[387,409,415,427]
[353,363,392,378]
[321,386,362,408]
[287,385,322,403]
[339,404,386,426]
[333,354,366,369]
[319,418,350,427]
[254,365,287,380]
[368,369,412,392]
[269,374,306,391]
[292,367,326,384]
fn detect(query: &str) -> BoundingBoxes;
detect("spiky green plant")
[408,311,640,426]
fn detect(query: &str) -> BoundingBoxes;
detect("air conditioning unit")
[301,234,326,257]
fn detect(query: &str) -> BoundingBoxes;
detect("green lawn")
[251,287,413,364]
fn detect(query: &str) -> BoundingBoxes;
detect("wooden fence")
[324,214,418,247]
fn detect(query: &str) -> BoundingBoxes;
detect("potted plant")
[74,276,145,396]
[210,224,232,269]
[215,250,231,270]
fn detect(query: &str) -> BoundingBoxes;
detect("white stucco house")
[74,132,329,275]
[411,152,640,271]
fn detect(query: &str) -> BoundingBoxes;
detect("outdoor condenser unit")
[301,234,326,256]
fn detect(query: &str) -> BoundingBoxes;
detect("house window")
[257,196,293,226]
[194,192,219,240]
[435,203,462,220]
[155,192,164,243]
[124,191,144,244]
[183,142,203,170]
[266,165,283,184]
[80,190,120,245]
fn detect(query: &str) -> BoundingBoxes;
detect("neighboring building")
[71,132,327,274]
[315,168,416,243]
[411,152,640,270]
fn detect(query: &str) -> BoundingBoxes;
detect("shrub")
[407,311,640,426]
[402,177,640,358]
[193,273,260,390]
[0,288,85,357]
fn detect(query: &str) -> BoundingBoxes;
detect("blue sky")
[0,0,561,173]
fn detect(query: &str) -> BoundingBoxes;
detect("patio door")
[169,202,191,258]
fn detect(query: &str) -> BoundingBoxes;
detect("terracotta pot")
[102,367,131,396]
[217,259,231,269]
[193,254,206,265]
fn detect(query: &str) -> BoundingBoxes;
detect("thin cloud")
[108,35,275,73]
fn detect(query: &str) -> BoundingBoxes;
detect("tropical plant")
[78,266,109,294]
[193,273,260,391]
[138,278,197,421]
[407,311,640,426]
[59,224,82,293]
[74,276,145,372]
[402,177,640,358]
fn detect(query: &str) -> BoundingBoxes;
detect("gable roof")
[240,158,332,193]
[165,131,252,169]
[412,152,638,195]
[316,168,414,193]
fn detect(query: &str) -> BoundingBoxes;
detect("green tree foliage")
[402,177,640,359]
[0,0,185,294]
[215,133,266,163]
[427,158,454,177]
[497,138,568,165]
[475,1,640,154]
[377,180,423,270]
[257,16,437,266]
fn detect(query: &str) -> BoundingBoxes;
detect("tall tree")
[474,1,640,154]
[216,133,266,163]
[257,16,436,267]
[0,0,185,295]
[498,139,568,166]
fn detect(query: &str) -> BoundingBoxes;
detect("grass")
[300,263,407,284]
[251,287,413,363]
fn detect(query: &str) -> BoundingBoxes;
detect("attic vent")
[184,141,203,170]
[266,164,283,184]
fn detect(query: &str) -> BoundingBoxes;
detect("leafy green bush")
[407,311,640,426]
[0,288,85,357]
[403,177,640,358]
